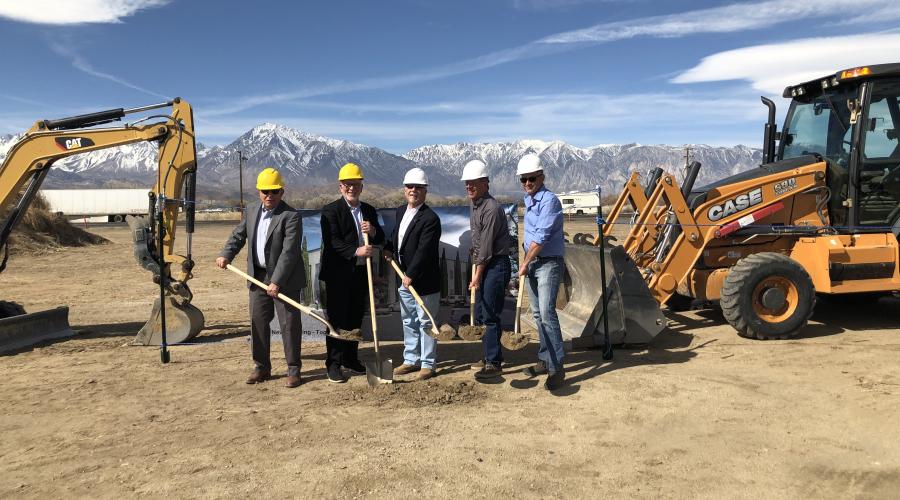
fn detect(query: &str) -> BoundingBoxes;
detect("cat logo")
[54,137,95,151]
[707,188,763,222]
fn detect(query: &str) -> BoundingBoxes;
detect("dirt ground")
[2,221,899,499]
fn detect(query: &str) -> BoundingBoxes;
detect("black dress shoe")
[327,365,347,384]
[343,361,366,375]
[523,361,549,377]
[544,370,565,391]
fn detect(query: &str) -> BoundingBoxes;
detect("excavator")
[0,98,204,354]
[545,63,900,346]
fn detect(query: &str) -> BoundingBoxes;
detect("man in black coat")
[383,168,442,380]
[217,168,306,388]
[319,162,385,383]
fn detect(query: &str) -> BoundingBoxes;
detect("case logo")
[707,188,763,222]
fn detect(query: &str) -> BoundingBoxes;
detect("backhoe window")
[858,78,900,227]
[781,87,855,167]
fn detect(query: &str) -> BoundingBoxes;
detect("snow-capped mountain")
[0,125,763,197]
[197,123,461,195]
[405,140,762,195]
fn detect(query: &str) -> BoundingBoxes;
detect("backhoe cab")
[0,99,204,351]
[541,63,900,345]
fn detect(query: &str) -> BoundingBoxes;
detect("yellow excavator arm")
[0,98,203,352]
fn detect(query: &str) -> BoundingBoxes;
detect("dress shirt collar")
[525,186,548,208]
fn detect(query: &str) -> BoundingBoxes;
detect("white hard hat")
[402,167,428,186]
[460,159,488,181]
[516,153,543,176]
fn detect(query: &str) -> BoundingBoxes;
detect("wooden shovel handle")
[469,263,476,325]
[514,274,525,334]
[225,264,336,331]
[363,232,380,352]
[387,258,439,328]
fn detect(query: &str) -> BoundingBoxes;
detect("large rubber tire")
[0,301,27,319]
[720,252,815,340]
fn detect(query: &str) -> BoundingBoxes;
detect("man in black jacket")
[217,168,306,388]
[383,168,442,380]
[319,162,385,383]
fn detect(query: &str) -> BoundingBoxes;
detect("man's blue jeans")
[476,256,511,365]
[398,286,439,369]
[526,256,565,372]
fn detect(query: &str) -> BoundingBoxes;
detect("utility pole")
[236,150,246,212]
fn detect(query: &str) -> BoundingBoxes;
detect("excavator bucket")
[524,243,666,347]
[0,306,74,354]
[132,295,204,346]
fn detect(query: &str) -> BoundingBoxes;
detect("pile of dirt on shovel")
[4,195,108,255]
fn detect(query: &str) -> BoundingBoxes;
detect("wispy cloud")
[542,0,899,44]
[672,33,900,94]
[0,93,45,107]
[208,0,899,116]
[48,41,170,100]
[0,0,170,25]
[197,89,766,151]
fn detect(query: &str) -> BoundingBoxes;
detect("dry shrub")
[4,194,108,255]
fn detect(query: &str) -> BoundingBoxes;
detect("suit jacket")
[318,197,385,283]
[384,203,442,296]
[220,200,306,292]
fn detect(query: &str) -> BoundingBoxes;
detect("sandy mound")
[4,194,108,255]
[327,379,485,408]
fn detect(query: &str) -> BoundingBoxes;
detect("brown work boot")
[474,363,502,380]
[470,359,502,370]
[283,375,302,388]
[245,370,271,384]
[416,368,435,380]
[393,364,419,376]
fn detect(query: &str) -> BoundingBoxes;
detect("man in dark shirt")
[461,159,512,379]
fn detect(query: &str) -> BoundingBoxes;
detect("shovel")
[225,264,362,341]
[457,264,486,341]
[501,274,529,350]
[387,258,456,341]
[363,232,392,385]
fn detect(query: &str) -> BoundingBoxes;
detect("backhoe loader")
[0,98,204,352]
[543,63,900,346]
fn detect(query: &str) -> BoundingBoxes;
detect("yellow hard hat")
[256,167,284,190]
[338,162,364,181]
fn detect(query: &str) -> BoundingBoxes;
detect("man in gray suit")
[216,168,306,388]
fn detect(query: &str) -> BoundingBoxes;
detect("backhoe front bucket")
[525,243,666,347]
[0,306,74,354]
[132,296,204,346]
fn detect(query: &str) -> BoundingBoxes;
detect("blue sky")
[1,0,898,153]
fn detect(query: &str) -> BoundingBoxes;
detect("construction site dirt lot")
[2,221,900,499]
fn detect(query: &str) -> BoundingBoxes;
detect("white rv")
[559,191,599,215]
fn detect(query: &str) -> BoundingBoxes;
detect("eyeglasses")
[260,189,282,196]
[341,182,362,190]
[520,175,541,184]
[404,184,426,190]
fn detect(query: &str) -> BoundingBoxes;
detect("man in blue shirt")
[517,153,566,390]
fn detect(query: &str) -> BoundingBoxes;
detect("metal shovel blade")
[365,356,394,386]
